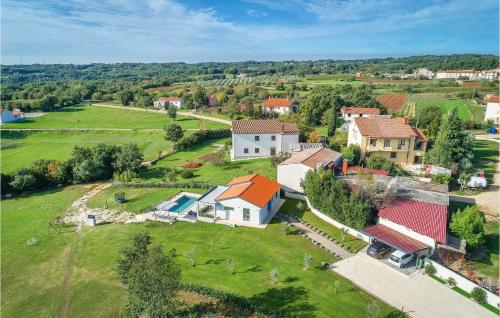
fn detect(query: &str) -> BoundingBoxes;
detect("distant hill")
[1,54,498,85]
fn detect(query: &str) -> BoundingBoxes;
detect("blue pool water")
[168,195,196,213]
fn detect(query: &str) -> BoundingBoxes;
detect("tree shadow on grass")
[237,265,262,274]
[202,258,225,266]
[249,286,316,317]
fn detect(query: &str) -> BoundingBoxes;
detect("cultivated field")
[409,93,481,121]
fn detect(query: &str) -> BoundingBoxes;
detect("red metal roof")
[363,224,430,253]
[379,198,447,243]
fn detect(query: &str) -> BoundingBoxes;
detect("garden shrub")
[431,173,451,185]
[363,155,395,174]
[424,263,436,276]
[174,129,231,151]
[471,287,487,303]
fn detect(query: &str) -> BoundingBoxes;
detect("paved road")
[333,253,496,318]
[94,103,231,126]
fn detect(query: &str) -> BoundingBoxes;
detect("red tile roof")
[353,117,417,138]
[232,119,299,135]
[412,128,428,141]
[363,224,430,253]
[263,98,295,108]
[216,173,281,208]
[341,107,380,115]
[379,198,447,243]
[159,97,182,102]
[487,95,500,103]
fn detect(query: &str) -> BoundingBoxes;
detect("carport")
[363,224,431,255]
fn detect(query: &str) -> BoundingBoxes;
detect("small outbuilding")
[278,145,343,193]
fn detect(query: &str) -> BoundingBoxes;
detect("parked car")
[458,176,487,188]
[366,241,391,259]
[388,250,414,268]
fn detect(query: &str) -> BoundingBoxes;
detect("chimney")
[404,116,409,124]
[342,160,348,175]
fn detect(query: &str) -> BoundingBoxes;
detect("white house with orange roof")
[484,95,500,124]
[340,107,381,122]
[195,174,281,227]
[231,119,299,160]
[262,98,298,114]
[154,97,183,110]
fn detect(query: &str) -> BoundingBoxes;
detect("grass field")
[1,104,227,130]
[1,130,175,173]
[472,139,499,183]
[137,138,277,185]
[410,93,478,121]
[87,186,206,214]
[280,199,367,253]
[473,221,499,281]
[1,186,396,317]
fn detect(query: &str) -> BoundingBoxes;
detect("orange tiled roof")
[487,95,500,103]
[216,174,281,208]
[412,127,428,141]
[353,117,417,138]
[341,107,380,115]
[232,119,299,135]
[263,98,295,108]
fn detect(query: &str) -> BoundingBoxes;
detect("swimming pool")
[168,195,196,213]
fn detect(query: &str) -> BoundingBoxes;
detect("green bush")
[471,287,487,303]
[431,173,451,185]
[341,144,361,165]
[181,170,194,179]
[449,205,485,248]
[424,263,436,276]
[174,129,231,151]
[364,155,395,174]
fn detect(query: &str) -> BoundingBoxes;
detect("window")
[390,152,397,159]
[243,208,250,221]
[267,200,272,210]
[271,135,276,141]
[359,114,363,117]
[243,148,249,154]
[414,141,422,150]
[254,135,260,141]
[384,139,391,147]
[255,148,260,154]
[223,206,234,212]
[399,138,406,145]
[348,113,351,117]
[370,139,377,147]
[270,147,276,156]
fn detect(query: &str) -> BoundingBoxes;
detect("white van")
[388,250,414,268]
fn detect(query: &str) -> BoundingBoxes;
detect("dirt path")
[62,183,135,228]
[59,235,79,318]
[93,103,231,126]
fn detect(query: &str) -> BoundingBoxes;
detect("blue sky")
[1,0,499,64]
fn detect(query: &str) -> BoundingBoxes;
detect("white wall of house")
[216,190,280,225]
[277,163,311,193]
[262,105,296,114]
[154,100,183,110]
[379,217,437,249]
[347,123,363,147]
[342,113,376,123]
[485,102,500,124]
[231,133,299,160]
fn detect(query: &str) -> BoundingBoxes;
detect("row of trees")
[1,143,143,195]
[303,169,372,229]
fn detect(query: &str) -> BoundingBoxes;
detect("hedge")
[118,181,216,189]
[174,129,231,151]
[179,283,287,317]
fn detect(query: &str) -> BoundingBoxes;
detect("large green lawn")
[472,139,499,184]
[411,93,477,121]
[1,130,175,173]
[1,104,228,129]
[1,186,396,317]
[473,221,499,281]
[137,138,277,185]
